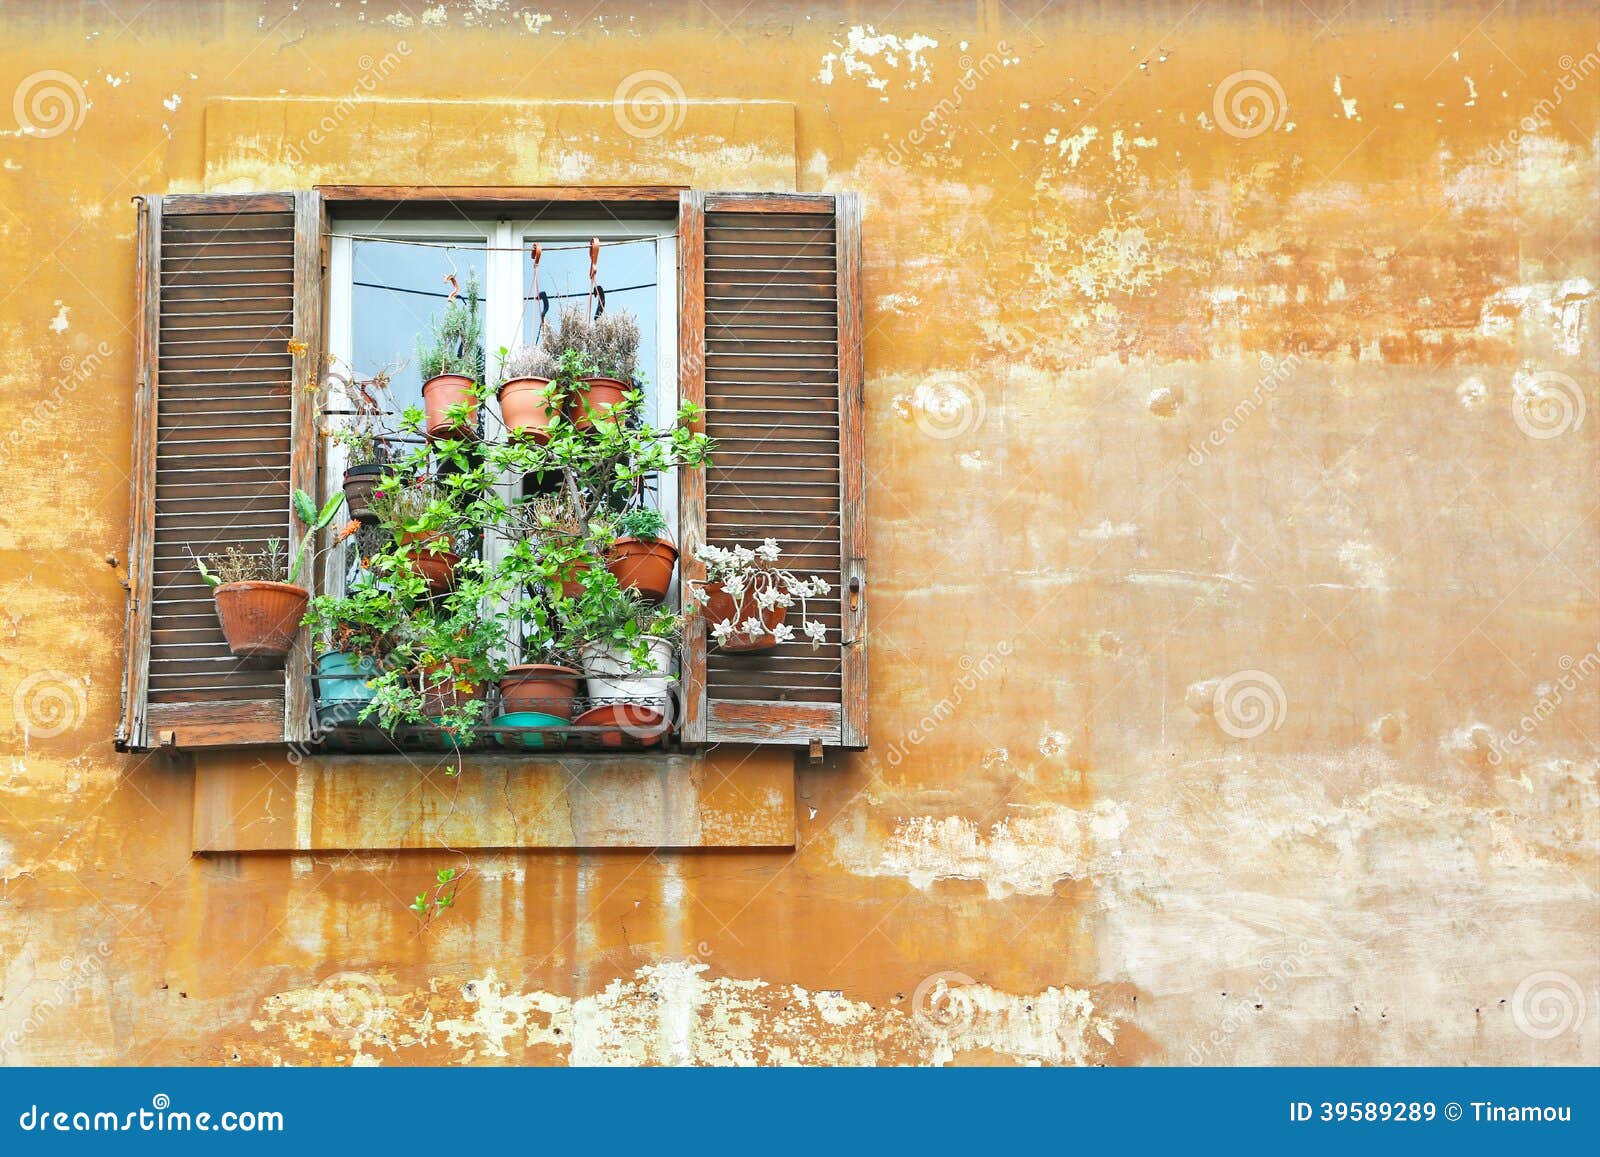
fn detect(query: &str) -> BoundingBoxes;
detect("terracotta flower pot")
[555,558,590,599]
[568,376,628,430]
[497,663,582,720]
[420,659,486,718]
[213,580,309,662]
[401,530,460,594]
[605,536,678,602]
[700,581,786,653]
[421,373,478,440]
[342,464,385,524]
[572,702,668,748]
[498,377,559,443]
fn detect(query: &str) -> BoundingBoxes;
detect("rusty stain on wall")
[0,0,1596,1065]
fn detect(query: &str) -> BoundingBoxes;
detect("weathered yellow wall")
[2,0,1596,1065]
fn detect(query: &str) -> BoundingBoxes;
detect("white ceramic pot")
[580,635,674,701]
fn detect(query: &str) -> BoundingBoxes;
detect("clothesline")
[352,280,656,301]
[345,233,670,252]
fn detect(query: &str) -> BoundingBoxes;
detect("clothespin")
[588,236,600,318]
[529,244,545,341]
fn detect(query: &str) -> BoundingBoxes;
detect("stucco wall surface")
[0,0,1596,1065]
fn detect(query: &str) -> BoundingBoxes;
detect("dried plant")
[540,303,594,366]
[325,357,403,467]
[498,342,557,385]
[588,311,640,382]
[538,304,640,382]
[511,493,585,541]
[196,541,287,584]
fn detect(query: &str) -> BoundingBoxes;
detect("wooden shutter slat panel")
[118,190,322,750]
[695,203,849,721]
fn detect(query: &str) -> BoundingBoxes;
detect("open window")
[117,188,866,755]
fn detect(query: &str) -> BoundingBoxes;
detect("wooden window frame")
[120,185,865,754]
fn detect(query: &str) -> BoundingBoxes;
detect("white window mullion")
[322,232,355,602]
[484,221,521,665]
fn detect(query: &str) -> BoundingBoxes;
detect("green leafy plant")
[411,865,470,926]
[614,506,668,542]
[417,270,486,383]
[195,489,343,589]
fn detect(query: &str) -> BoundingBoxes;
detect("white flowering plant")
[686,539,833,650]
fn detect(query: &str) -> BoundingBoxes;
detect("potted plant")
[495,343,563,444]
[603,506,677,603]
[542,305,639,429]
[355,602,502,749]
[303,569,405,720]
[687,539,833,653]
[326,359,400,524]
[571,597,681,746]
[194,489,347,662]
[417,271,486,441]
[369,480,464,595]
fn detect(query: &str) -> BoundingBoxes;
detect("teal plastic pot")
[492,711,568,750]
[315,651,379,719]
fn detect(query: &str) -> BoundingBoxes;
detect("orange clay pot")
[568,376,628,430]
[605,536,678,602]
[555,558,590,599]
[497,664,582,720]
[498,377,558,443]
[421,373,478,440]
[420,659,487,717]
[213,581,308,662]
[699,581,785,653]
[400,530,460,594]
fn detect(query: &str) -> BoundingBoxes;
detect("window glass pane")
[520,238,658,395]
[352,237,488,418]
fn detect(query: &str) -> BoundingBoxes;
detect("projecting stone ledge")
[190,750,796,852]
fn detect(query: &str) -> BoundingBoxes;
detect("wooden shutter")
[678,192,868,749]
[117,191,324,751]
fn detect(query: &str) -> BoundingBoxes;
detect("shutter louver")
[119,192,322,751]
[678,192,868,749]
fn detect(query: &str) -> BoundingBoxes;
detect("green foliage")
[195,489,338,589]
[416,270,486,383]
[615,506,669,542]
[312,296,710,747]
